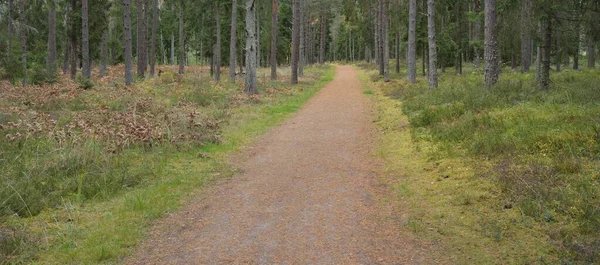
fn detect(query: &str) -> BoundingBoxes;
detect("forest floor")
[126,65,435,264]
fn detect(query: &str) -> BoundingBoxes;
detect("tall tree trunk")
[374,3,379,66]
[291,0,300,85]
[178,1,184,74]
[520,0,531,72]
[100,28,108,77]
[455,1,462,75]
[149,0,157,76]
[245,0,257,94]
[20,0,26,86]
[587,36,596,69]
[229,0,238,81]
[535,21,542,80]
[215,3,221,81]
[396,32,400,73]
[573,24,580,70]
[136,0,145,77]
[473,0,481,68]
[48,0,57,79]
[82,0,90,79]
[270,0,278,80]
[427,0,438,89]
[123,0,134,85]
[555,37,561,72]
[540,16,552,90]
[299,0,305,76]
[319,13,326,64]
[257,8,261,68]
[7,0,12,53]
[407,0,417,82]
[484,0,499,87]
[170,33,175,65]
[378,0,384,76]
[383,0,390,82]
[62,3,70,74]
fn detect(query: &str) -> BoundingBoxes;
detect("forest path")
[126,66,428,264]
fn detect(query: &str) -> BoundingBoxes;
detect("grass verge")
[357,63,599,264]
[1,65,334,264]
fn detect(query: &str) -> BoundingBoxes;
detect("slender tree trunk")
[299,0,305,76]
[574,24,580,70]
[407,0,417,82]
[383,0,390,82]
[62,3,70,74]
[270,0,278,80]
[20,0,27,86]
[245,0,258,94]
[48,0,57,79]
[170,34,175,64]
[378,0,384,76]
[150,0,157,76]
[587,36,596,69]
[427,0,438,89]
[82,0,90,79]
[555,37,561,72]
[178,1,184,74]
[535,21,542,79]
[7,0,12,53]
[473,0,481,68]
[396,32,400,74]
[520,0,531,72]
[229,0,238,81]
[455,1,462,75]
[123,0,134,85]
[215,3,221,81]
[540,16,552,90]
[319,13,326,64]
[374,3,379,66]
[136,0,145,77]
[484,0,499,87]
[291,0,300,85]
[257,8,261,68]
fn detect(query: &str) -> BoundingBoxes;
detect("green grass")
[0,65,334,264]
[358,62,600,264]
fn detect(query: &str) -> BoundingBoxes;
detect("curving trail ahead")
[127,66,429,264]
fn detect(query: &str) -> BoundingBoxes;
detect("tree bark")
[48,0,57,79]
[407,0,417,82]
[7,0,12,53]
[291,0,300,85]
[123,0,134,85]
[20,0,27,86]
[82,0,90,79]
[136,0,146,78]
[150,0,158,76]
[427,0,438,89]
[319,13,326,64]
[270,0,278,80]
[229,0,238,81]
[535,21,542,79]
[171,33,175,65]
[178,1,184,74]
[70,0,77,80]
[378,0,384,76]
[299,0,305,76]
[573,24,580,70]
[473,0,481,68]
[520,0,531,72]
[383,0,390,82]
[245,0,258,94]
[484,0,499,87]
[540,17,551,90]
[396,32,400,74]
[100,28,108,77]
[215,3,221,81]
[62,3,70,74]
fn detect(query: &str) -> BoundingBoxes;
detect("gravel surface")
[126,66,431,264]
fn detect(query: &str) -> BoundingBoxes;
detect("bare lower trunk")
[319,13,326,64]
[136,0,146,78]
[427,0,438,89]
[407,0,417,82]
[270,0,278,80]
[215,3,222,81]
[178,1,184,74]
[150,0,157,76]
[290,0,300,85]
[299,0,305,76]
[484,0,499,87]
[123,0,134,85]
[229,0,238,81]
[473,0,481,68]
[573,24,580,70]
[383,0,390,82]
[170,33,175,65]
[48,0,57,79]
[100,30,108,77]
[535,21,542,79]
[245,0,257,94]
[587,36,596,69]
[7,0,12,52]
[82,0,90,79]
[396,32,400,74]
[62,4,70,74]
[520,0,531,72]
[540,17,551,90]
[20,0,27,86]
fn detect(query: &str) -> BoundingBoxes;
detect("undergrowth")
[0,64,334,264]
[359,62,600,264]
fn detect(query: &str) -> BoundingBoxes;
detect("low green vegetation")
[0,65,334,264]
[359,63,600,264]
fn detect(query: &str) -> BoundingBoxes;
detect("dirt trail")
[127,66,429,264]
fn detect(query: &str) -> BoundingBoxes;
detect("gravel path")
[126,66,429,264]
